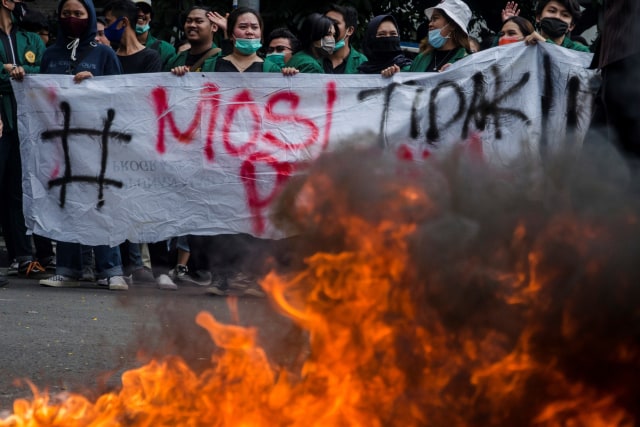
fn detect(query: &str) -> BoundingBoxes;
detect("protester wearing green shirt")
[286,13,336,73]
[0,24,45,132]
[323,4,367,74]
[524,0,590,53]
[410,0,472,73]
[0,0,47,282]
[165,5,219,72]
[134,0,176,70]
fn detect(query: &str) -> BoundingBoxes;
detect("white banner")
[14,43,597,246]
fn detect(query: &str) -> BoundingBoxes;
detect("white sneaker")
[108,276,129,291]
[156,274,178,291]
[40,275,81,288]
[7,259,18,276]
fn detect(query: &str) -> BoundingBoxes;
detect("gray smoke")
[271,134,640,426]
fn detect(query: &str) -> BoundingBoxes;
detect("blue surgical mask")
[104,17,125,43]
[428,25,449,49]
[266,52,286,67]
[235,38,262,55]
[135,23,150,34]
[334,38,345,50]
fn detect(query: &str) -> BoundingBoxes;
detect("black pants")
[0,129,33,262]
[188,233,278,278]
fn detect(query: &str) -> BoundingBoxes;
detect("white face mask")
[320,36,335,55]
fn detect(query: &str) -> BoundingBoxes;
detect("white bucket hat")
[425,0,472,36]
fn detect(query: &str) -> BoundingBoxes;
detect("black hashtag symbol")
[42,101,132,208]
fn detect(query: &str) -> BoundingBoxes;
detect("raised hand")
[207,11,228,34]
[501,1,520,21]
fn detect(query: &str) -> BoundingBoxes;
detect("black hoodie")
[40,0,121,75]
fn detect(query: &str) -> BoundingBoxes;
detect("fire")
[2,145,640,426]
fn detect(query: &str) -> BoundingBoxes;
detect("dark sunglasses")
[267,45,292,53]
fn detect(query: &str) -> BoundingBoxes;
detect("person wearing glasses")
[264,27,298,68]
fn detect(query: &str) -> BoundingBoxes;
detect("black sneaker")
[131,266,156,284]
[206,272,229,296]
[183,270,212,286]
[170,265,211,286]
[206,272,265,297]
[168,264,188,281]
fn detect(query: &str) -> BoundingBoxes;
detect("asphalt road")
[0,275,303,413]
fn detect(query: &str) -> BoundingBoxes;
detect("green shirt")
[555,36,591,53]
[0,28,45,131]
[323,46,368,74]
[409,47,467,72]
[165,43,219,72]
[343,47,367,74]
[286,51,324,73]
[144,34,177,71]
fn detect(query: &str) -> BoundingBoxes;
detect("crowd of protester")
[0,0,622,295]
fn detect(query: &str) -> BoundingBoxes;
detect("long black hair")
[298,13,336,53]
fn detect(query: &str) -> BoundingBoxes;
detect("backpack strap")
[189,47,221,71]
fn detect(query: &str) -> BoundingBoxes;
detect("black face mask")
[11,2,28,24]
[370,36,401,57]
[540,17,569,38]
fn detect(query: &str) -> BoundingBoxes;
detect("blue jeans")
[127,242,144,268]
[56,241,123,279]
[173,235,190,252]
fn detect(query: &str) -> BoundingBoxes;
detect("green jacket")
[286,51,324,73]
[409,47,467,72]
[201,54,281,73]
[555,36,591,53]
[0,28,45,131]
[323,46,368,74]
[164,43,219,71]
[345,47,368,73]
[144,33,177,71]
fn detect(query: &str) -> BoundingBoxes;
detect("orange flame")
[2,146,639,426]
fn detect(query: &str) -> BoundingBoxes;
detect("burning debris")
[2,139,639,426]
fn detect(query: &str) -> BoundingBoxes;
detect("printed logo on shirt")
[24,51,36,64]
[77,62,98,71]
